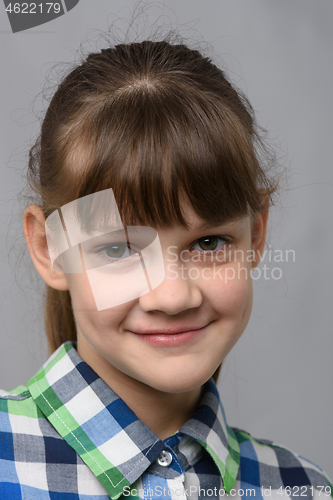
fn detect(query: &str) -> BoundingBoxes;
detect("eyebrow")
[89,225,148,233]
[78,226,125,236]
[190,217,244,232]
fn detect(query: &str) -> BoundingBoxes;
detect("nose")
[138,260,203,315]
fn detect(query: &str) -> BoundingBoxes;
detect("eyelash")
[95,235,230,264]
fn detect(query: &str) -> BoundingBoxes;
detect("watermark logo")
[45,189,165,311]
[3,0,79,33]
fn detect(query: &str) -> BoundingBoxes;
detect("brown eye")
[198,237,219,251]
[193,236,227,252]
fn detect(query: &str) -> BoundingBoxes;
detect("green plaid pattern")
[0,341,331,499]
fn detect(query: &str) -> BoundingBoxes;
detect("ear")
[250,202,269,269]
[23,205,69,291]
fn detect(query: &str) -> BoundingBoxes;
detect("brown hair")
[27,38,277,380]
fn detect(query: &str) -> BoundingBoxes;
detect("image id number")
[6,3,61,14]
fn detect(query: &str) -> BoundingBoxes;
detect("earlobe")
[251,205,269,269]
[23,205,69,291]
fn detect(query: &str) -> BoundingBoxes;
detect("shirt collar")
[28,342,239,498]
[178,378,240,492]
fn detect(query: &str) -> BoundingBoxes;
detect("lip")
[127,322,212,347]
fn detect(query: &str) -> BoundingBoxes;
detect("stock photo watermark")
[3,0,79,33]
[165,244,296,282]
[123,485,331,498]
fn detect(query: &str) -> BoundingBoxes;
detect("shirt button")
[156,450,173,467]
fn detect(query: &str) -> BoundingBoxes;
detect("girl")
[0,38,331,500]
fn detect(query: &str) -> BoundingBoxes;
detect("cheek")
[203,264,253,318]
[65,273,97,314]
[65,272,131,331]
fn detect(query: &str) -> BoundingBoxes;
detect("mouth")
[127,322,212,347]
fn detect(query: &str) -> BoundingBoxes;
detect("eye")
[98,243,138,262]
[192,236,227,252]
[103,244,128,259]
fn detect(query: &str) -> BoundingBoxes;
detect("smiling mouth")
[127,322,212,346]
[127,322,212,335]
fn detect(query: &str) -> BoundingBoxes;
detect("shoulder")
[0,385,68,492]
[0,385,44,449]
[232,427,332,498]
[0,385,55,452]
[0,385,38,419]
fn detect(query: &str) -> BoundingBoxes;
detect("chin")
[141,368,214,394]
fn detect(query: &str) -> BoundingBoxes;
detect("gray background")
[0,0,332,478]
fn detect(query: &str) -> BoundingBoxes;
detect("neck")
[77,339,202,440]
[107,373,203,440]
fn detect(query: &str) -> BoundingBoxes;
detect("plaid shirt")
[0,342,331,500]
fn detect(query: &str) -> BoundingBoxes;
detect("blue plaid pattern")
[0,342,331,499]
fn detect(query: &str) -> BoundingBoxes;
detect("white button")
[156,450,173,467]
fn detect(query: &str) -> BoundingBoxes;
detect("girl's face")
[63,201,267,395]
